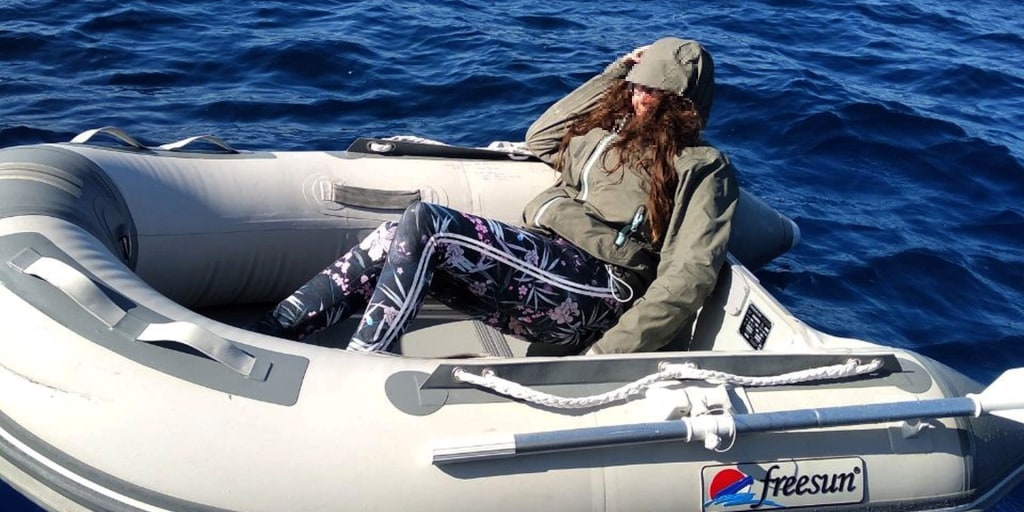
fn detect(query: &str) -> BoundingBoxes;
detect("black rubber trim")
[426,352,903,389]
[385,352,907,416]
[346,137,541,162]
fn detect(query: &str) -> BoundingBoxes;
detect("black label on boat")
[740,303,772,350]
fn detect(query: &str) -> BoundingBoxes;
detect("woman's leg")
[348,202,629,353]
[255,221,397,339]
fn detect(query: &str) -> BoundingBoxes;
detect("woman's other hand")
[624,45,650,66]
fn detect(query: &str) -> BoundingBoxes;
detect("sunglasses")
[630,83,661,97]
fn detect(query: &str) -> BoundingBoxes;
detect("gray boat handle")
[69,126,147,150]
[158,135,238,153]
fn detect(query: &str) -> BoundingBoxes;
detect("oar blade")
[978,368,1024,424]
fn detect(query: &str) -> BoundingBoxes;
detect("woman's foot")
[250,311,289,338]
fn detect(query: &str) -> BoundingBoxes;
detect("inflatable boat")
[0,127,1022,512]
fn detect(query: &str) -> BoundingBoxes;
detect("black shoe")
[250,312,289,338]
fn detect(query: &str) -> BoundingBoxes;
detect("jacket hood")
[625,37,715,124]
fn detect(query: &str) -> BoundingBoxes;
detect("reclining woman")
[255,37,739,355]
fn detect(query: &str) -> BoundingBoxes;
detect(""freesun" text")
[753,464,862,508]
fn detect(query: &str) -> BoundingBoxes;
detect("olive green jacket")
[523,55,739,353]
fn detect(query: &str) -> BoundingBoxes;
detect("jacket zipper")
[577,133,616,202]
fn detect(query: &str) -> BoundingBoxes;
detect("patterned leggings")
[259,202,632,353]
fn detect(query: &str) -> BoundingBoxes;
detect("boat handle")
[10,251,127,326]
[137,322,265,380]
[158,135,239,154]
[69,126,147,150]
[332,183,422,210]
[9,249,265,380]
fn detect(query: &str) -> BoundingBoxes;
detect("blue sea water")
[1,0,1022,510]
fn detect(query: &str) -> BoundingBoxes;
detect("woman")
[255,37,738,355]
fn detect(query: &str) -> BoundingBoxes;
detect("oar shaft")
[433,396,983,464]
[515,421,690,455]
[516,397,979,455]
[734,397,978,433]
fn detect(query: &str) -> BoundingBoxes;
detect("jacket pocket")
[521,184,573,230]
[539,198,657,282]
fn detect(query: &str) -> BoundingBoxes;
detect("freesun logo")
[702,458,865,510]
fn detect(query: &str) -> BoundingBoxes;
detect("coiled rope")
[451,358,884,410]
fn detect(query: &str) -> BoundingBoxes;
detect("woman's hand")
[624,45,650,66]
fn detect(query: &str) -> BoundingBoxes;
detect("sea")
[1,0,1022,510]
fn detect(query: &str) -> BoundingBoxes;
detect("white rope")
[658,358,884,387]
[452,358,884,410]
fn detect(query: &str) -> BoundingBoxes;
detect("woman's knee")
[399,201,442,229]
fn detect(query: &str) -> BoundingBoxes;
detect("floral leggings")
[258,202,632,353]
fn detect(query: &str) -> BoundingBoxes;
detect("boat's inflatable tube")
[0,130,798,308]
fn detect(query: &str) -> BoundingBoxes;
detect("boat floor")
[198,301,585,358]
[198,263,749,359]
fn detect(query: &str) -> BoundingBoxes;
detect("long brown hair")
[555,80,705,243]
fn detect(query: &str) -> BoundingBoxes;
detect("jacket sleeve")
[525,57,631,167]
[587,153,739,354]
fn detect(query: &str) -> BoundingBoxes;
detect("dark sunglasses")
[630,83,661,97]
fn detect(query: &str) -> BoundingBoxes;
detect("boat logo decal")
[701,457,865,510]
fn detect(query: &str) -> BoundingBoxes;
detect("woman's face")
[630,83,661,119]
